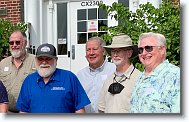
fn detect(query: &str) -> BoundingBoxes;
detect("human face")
[9,32,26,58]
[138,36,165,70]
[36,56,57,78]
[86,40,104,69]
[111,48,132,66]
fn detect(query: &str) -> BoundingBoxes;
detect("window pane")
[98,8,107,19]
[88,33,93,39]
[78,21,87,32]
[78,33,87,44]
[57,3,67,55]
[88,8,97,20]
[118,0,129,25]
[118,0,129,7]
[78,9,86,20]
[98,20,107,31]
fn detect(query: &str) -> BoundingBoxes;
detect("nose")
[89,49,94,54]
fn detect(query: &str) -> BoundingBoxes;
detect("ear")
[127,49,133,58]
[159,46,166,55]
[23,40,27,47]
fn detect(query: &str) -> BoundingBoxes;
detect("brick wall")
[0,0,22,24]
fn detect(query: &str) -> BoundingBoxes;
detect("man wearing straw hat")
[98,34,141,113]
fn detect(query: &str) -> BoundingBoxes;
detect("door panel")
[56,0,117,74]
[69,0,117,74]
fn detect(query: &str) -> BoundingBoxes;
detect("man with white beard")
[98,34,141,113]
[16,43,90,113]
[0,30,36,112]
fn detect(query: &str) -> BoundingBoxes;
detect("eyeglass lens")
[138,46,153,54]
[9,41,21,45]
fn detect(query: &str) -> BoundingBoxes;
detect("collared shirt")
[130,60,180,113]
[16,68,91,113]
[0,80,8,103]
[0,53,36,112]
[98,64,141,113]
[77,60,116,113]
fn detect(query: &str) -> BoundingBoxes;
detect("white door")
[55,0,117,74]
[69,0,117,74]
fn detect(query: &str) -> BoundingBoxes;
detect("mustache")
[39,64,51,68]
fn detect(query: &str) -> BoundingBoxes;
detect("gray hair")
[9,30,27,42]
[87,37,106,47]
[138,32,166,47]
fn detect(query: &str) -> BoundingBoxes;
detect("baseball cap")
[36,43,57,59]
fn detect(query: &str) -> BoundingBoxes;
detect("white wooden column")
[24,0,40,47]
[47,0,54,44]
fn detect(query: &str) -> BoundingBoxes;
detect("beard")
[37,61,56,78]
[11,49,23,58]
[112,58,123,66]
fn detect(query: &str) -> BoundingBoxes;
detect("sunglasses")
[9,41,21,45]
[138,46,160,54]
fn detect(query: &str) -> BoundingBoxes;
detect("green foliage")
[0,19,27,60]
[99,1,180,71]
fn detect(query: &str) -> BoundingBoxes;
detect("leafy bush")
[0,19,27,60]
[99,1,180,71]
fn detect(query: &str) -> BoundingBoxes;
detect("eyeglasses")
[9,41,21,45]
[138,46,161,54]
[37,57,53,62]
[111,48,130,55]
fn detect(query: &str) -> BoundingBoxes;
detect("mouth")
[40,65,50,69]
[89,56,96,60]
[142,56,152,61]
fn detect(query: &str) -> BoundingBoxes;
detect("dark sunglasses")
[138,46,160,54]
[9,41,21,45]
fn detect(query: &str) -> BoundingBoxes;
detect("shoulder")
[106,62,116,67]
[26,53,35,60]
[161,62,180,77]
[77,66,89,76]
[56,68,77,77]
[24,71,38,81]
[104,62,116,71]
[134,68,142,75]
[0,56,12,63]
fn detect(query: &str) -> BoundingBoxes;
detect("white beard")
[112,59,123,66]
[37,62,56,78]
[11,50,22,58]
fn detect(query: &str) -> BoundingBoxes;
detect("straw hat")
[104,34,138,59]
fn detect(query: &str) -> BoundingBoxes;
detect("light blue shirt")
[77,60,116,113]
[130,60,180,113]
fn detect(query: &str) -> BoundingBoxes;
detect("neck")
[90,59,104,70]
[43,77,51,84]
[144,62,161,76]
[116,63,131,73]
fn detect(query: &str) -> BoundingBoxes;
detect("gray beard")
[37,63,56,78]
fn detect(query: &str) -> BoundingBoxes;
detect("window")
[77,8,108,44]
[57,3,67,55]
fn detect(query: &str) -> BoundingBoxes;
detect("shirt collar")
[89,59,108,73]
[37,68,59,84]
[143,59,169,77]
[115,64,135,79]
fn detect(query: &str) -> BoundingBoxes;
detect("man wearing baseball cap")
[16,43,90,113]
[98,34,141,113]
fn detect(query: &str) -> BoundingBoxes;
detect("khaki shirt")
[98,64,141,113]
[0,53,36,112]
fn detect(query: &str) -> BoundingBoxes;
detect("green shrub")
[99,1,180,71]
[0,19,27,60]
